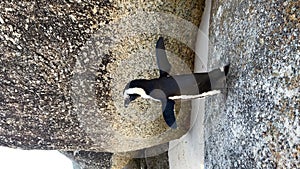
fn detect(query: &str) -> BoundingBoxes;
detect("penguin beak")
[124,98,131,108]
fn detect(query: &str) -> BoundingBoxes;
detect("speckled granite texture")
[206,0,299,168]
[0,0,204,168]
[0,0,111,150]
[0,0,203,151]
[62,151,113,169]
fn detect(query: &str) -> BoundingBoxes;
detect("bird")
[123,37,230,129]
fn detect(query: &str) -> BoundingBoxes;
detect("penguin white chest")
[168,90,221,100]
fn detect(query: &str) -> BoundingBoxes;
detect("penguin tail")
[224,64,230,76]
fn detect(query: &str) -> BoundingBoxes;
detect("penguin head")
[123,79,149,107]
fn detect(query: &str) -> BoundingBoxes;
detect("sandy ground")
[169,1,212,168]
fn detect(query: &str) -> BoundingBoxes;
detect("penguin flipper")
[161,99,177,129]
[156,37,172,77]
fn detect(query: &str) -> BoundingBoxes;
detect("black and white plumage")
[123,37,230,129]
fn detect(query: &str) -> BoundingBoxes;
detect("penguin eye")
[129,94,140,101]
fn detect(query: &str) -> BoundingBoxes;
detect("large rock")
[0,0,204,167]
[205,0,299,168]
[62,151,113,169]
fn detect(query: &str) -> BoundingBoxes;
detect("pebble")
[0,16,4,24]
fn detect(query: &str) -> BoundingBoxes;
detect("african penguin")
[123,37,230,129]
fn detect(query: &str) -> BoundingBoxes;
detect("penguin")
[123,37,230,129]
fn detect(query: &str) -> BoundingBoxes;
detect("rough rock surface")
[0,0,111,151]
[206,0,299,168]
[62,151,113,169]
[0,0,204,168]
[0,0,203,151]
